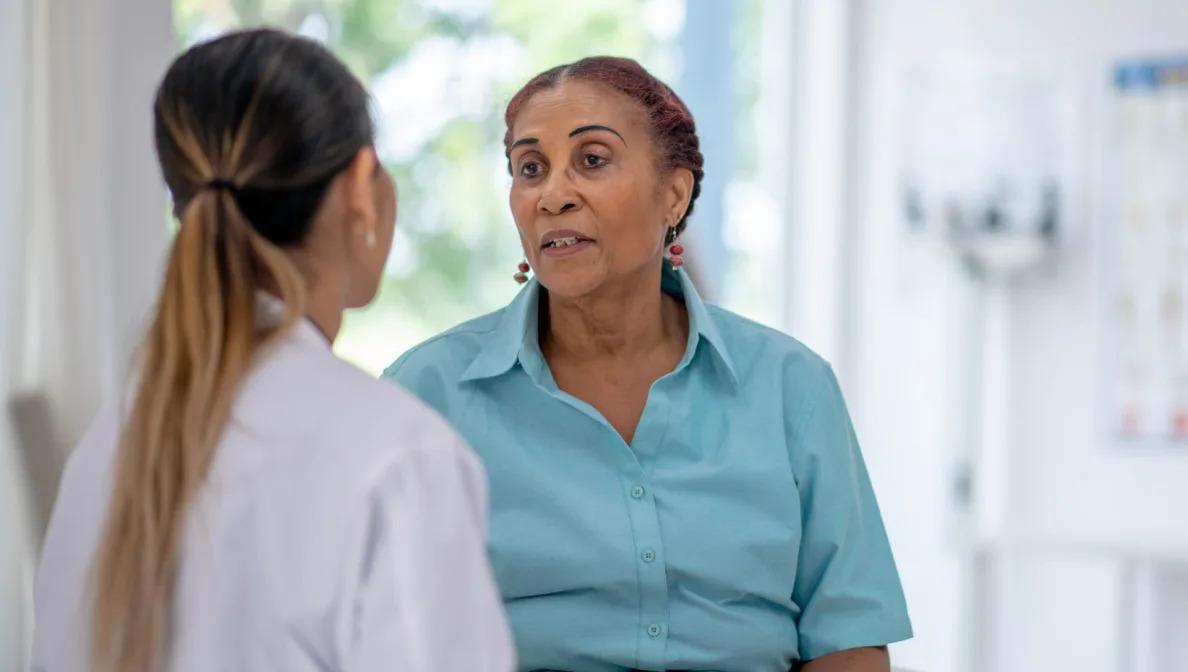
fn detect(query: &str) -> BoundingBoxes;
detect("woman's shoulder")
[219,355,480,531]
[381,307,507,391]
[328,357,459,438]
[702,303,833,382]
[235,330,468,472]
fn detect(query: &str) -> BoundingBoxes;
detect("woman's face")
[507,80,692,299]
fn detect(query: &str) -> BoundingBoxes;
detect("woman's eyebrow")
[569,124,626,145]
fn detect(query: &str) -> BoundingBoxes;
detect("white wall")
[846,1,1188,671]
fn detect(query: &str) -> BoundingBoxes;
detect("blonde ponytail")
[90,168,303,672]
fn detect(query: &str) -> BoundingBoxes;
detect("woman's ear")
[342,147,378,232]
[666,167,694,227]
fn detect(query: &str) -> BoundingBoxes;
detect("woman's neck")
[279,249,344,345]
[542,263,685,362]
[303,285,343,344]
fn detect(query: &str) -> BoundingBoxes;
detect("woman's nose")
[541,200,578,215]
[538,173,581,215]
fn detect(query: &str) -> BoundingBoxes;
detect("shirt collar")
[459,262,739,389]
[255,291,333,351]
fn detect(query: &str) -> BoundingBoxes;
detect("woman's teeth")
[547,237,581,248]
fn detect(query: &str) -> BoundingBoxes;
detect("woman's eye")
[520,161,543,178]
[583,154,607,168]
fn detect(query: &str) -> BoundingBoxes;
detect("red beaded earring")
[514,260,530,284]
[666,228,685,268]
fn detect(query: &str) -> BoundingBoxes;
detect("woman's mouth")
[540,231,595,257]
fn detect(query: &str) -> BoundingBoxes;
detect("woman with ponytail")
[32,29,512,672]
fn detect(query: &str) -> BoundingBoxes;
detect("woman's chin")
[537,268,606,301]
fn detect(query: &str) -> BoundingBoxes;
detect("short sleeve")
[787,364,912,661]
[346,437,515,671]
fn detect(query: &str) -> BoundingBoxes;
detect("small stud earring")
[364,229,377,249]
[514,260,530,284]
[666,228,685,268]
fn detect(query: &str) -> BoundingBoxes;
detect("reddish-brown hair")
[504,56,704,236]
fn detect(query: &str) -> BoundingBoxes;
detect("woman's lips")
[540,238,594,257]
[539,229,595,258]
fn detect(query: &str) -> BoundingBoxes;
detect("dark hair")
[156,28,374,244]
[91,29,373,672]
[503,56,704,237]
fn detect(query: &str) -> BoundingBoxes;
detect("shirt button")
[630,485,645,499]
[647,623,663,638]
[641,548,656,563]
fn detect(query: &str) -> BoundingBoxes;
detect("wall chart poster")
[1108,58,1188,446]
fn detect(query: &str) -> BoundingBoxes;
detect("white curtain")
[0,0,172,667]
[0,1,31,666]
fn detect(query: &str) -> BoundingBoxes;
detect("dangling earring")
[666,228,685,268]
[514,259,530,284]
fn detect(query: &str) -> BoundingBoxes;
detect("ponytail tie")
[204,178,238,192]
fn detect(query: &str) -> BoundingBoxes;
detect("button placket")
[620,388,672,670]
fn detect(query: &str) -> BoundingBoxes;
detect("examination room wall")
[846,1,1188,671]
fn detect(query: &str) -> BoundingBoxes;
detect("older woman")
[385,57,911,672]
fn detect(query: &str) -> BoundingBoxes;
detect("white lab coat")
[31,314,515,672]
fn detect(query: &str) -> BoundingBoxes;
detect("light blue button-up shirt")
[384,264,911,672]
